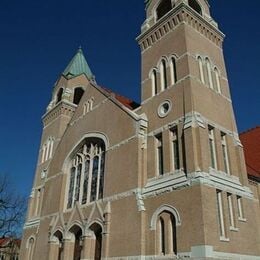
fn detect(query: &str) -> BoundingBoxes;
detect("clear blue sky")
[0,1,259,198]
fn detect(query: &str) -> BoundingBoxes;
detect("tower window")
[170,57,177,85]
[67,138,105,209]
[155,134,164,176]
[198,56,205,84]
[188,0,202,15]
[227,193,235,229]
[221,133,230,174]
[41,137,54,163]
[56,88,64,104]
[216,190,227,239]
[160,59,168,91]
[170,128,180,171]
[206,58,213,89]
[73,87,84,105]
[237,196,245,220]
[156,0,173,21]
[214,67,221,93]
[208,126,217,169]
[151,69,158,96]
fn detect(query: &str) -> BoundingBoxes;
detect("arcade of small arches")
[197,55,222,94]
[149,55,178,97]
[25,205,181,259]
[48,222,103,260]
[41,136,55,163]
[156,0,202,21]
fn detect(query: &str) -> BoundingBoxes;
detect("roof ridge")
[100,85,140,110]
[240,126,260,135]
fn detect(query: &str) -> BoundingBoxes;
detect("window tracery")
[67,138,105,209]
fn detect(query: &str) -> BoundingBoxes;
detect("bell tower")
[135,1,260,256]
[26,48,95,221]
[137,0,249,180]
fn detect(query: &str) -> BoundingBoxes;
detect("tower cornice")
[137,3,224,51]
[42,100,77,127]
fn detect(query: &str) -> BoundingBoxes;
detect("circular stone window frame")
[157,100,172,118]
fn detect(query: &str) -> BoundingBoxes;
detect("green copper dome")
[63,47,94,80]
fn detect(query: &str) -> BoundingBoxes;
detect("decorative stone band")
[143,169,253,200]
[23,218,40,229]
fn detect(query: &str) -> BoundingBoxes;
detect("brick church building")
[20,0,260,259]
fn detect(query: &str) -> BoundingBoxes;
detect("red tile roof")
[101,87,140,110]
[240,126,260,180]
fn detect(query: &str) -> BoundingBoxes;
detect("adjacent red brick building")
[240,126,260,182]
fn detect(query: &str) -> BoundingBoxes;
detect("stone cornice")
[42,100,76,127]
[137,3,224,52]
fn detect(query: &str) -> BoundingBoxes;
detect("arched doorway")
[53,230,64,260]
[89,223,103,260]
[69,225,83,260]
[157,211,177,256]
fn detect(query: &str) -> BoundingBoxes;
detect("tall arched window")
[73,87,85,105]
[198,56,205,84]
[188,0,202,15]
[214,67,221,93]
[160,59,168,91]
[206,58,213,89]
[157,211,177,256]
[151,69,158,96]
[156,0,173,21]
[56,88,64,104]
[170,57,177,85]
[67,138,106,209]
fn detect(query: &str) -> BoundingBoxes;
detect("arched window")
[151,69,158,96]
[27,237,35,260]
[56,88,63,104]
[84,98,94,115]
[67,138,106,209]
[160,59,168,91]
[206,58,213,89]
[89,223,103,260]
[157,211,177,256]
[214,67,221,93]
[188,0,202,15]
[170,57,177,85]
[73,87,85,105]
[198,56,205,84]
[156,0,173,21]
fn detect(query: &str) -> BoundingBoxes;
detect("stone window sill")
[238,217,247,222]
[220,236,230,242]
[230,226,239,232]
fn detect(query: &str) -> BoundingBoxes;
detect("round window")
[158,100,172,118]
